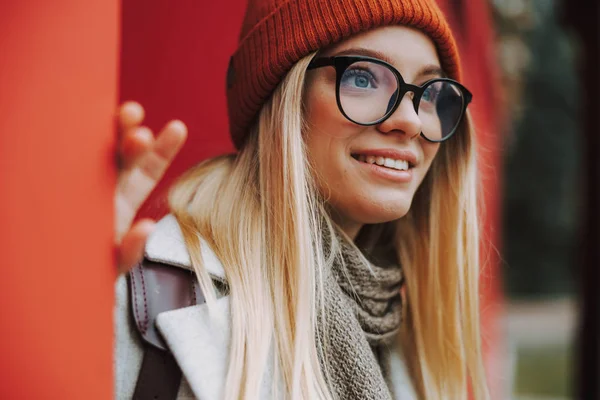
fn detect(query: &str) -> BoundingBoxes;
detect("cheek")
[304,78,339,135]
[304,80,356,183]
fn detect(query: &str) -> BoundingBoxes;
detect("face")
[304,26,444,237]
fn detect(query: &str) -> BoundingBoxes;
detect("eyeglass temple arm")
[307,57,335,70]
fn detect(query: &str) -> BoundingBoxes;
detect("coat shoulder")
[144,214,226,280]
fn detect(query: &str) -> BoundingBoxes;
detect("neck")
[340,222,363,241]
[330,213,363,241]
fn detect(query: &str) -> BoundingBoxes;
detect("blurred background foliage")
[492,0,582,398]
[493,0,581,299]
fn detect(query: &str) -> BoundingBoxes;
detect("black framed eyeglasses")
[307,55,473,142]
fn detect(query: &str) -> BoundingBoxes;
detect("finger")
[115,120,187,232]
[118,101,145,132]
[116,219,155,274]
[153,120,188,163]
[119,126,154,169]
[134,119,187,182]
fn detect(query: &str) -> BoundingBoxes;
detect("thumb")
[116,219,156,274]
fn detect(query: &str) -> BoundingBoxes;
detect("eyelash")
[342,68,377,86]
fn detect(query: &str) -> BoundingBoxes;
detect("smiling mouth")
[351,153,414,171]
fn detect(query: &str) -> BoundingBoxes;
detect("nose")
[377,92,422,139]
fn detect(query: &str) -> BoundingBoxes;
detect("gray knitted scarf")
[319,227,404,400]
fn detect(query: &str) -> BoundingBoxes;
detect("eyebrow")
[331,47,447,80]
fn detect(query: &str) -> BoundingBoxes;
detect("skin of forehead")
[318,25,443,84]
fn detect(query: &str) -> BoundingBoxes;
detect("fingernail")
[135,127,153,141]
[122,102,143,119]
[169,120,187,134]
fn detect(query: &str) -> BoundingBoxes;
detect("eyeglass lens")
[338,61,465,141]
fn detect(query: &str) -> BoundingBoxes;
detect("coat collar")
[156,296,232,399]
[144,214,226,280]
[144,214,232,399]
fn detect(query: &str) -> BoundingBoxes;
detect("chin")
[340,197,414,225]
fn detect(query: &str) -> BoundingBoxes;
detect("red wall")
[0,1,119,398]
[120,1,245,218]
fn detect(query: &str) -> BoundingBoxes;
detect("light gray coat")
[114,214,417,399]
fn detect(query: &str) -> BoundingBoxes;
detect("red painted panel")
[0,1,119,398]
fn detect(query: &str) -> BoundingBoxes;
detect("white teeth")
[356,154,410,171]
[395,160,408,171]
[384,158,395,168]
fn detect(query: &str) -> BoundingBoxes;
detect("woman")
[115,0,489,399]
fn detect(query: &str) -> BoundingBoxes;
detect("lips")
[349,148,418,184]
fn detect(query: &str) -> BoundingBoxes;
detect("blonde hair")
[168,53,489,399]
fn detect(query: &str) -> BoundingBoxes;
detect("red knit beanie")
[226,0,461,149]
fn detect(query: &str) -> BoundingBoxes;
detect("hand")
[115,102,187,274]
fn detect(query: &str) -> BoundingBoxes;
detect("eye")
[422,82,442,103]
[340,67,378,90]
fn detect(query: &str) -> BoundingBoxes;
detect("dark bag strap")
[127,259,205,400]
[133,346,181,400]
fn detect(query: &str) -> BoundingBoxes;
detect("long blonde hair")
[168,53,489,399]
